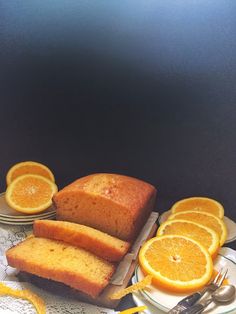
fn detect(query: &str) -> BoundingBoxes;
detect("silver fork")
[168,269,228,314]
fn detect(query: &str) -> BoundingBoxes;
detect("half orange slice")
[6,161,55,186]
[6,174,58,214]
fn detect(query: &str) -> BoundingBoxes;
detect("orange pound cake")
[53,173,157,241]
[33,220,130,262]
[6,236,115,298]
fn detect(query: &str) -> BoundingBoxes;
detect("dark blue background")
[1,0,236,216]
[1,0,236,309]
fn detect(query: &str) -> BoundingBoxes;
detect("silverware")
[168,268,228,314]
[180,284,236,314]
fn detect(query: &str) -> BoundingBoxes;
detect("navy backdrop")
[1,1,236,222]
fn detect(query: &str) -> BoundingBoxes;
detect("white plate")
[0,220,37,225]
[0,192,56,219]
[135,247,236,313]
[158,210,236,243]
[0,213,56,222]
[0,215,56,225]
[0,210,57,219]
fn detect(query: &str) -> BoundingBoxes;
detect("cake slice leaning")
[33,220,130,262]
[6,236,115,298]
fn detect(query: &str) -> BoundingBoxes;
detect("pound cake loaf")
[33,220,130,262]
[54,173,157,241]
[6,236,115,298]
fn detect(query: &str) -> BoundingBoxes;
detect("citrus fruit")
[168,211,227,246]
[170,197,224,219]
[5,174,58,214]
[6,161,55,186]
[157,219,220,258]
[139,235,213,292]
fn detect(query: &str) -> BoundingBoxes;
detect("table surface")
[1,1,236,312]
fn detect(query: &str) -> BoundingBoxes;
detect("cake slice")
[6,236,115,298]
[33,220,130,262]
[54,173,157,241]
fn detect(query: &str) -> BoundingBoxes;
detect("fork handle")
[177,292,203,307]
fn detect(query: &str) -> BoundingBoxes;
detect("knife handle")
[168,292,203,313]
[180,298,213,314]
[177,292,203,307]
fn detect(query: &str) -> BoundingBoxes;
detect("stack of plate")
[0,192,56,225]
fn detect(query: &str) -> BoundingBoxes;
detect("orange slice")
[5,174,58,214]
[157,219,220,258]
[171,197,224,219]
[6,161,55,186]
[168,211,227,246]
[139,235,213,292]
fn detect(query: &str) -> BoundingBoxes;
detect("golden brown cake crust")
[58,173,155,214]
[54,173,157,241]
[33,220,130,262]
[6,236,115,298]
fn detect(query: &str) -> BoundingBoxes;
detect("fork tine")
[217,269,228,287]
[213,268,223,283]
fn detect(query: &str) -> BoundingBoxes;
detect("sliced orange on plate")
[6,161,55,186]
[170,197,224,219]
[168,210,227,246]
[5,174,58,214]
[157,219,220,258]
[139,235,213,293]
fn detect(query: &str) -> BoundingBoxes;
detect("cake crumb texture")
[6,236,115,298]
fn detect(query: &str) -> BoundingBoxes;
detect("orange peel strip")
[119,305,147,313]
[110,275,152,300]
[0,282,46,314]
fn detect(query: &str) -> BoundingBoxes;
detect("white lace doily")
[0,223,116,314]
